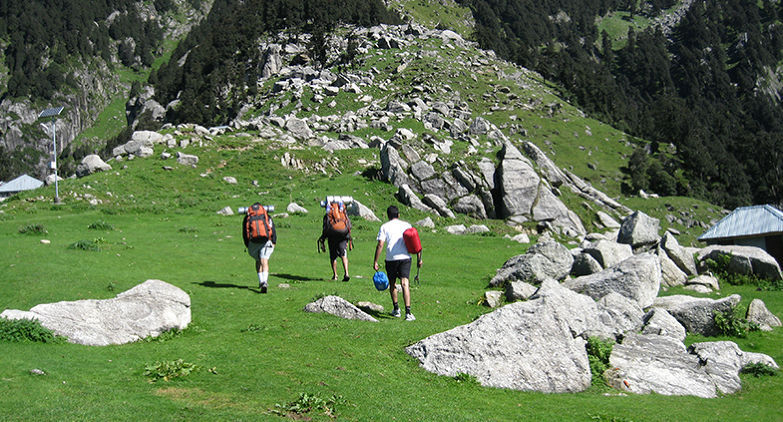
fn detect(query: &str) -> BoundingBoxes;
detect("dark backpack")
[245,203,271,242]
[326,202,349,236]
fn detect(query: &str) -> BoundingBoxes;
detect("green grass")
[1,139,782,421]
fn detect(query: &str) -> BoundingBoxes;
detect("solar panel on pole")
[37,106,65,204]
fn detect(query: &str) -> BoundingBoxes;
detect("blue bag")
[373,271,389,291]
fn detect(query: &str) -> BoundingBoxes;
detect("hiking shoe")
[342,275,350,282]
[260,284,267,294]
[405,313,416,321]
[391,309,401,318]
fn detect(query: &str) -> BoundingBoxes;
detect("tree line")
[462,0,783,208]
[0,0,172,101]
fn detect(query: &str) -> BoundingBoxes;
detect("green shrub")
[178,226,198,233]
[740,362,778,377]
[88,220,115,230]
[273,392,347,419]
[0,318,66,343]
[140,328,183,343]
[714,309,759,338]
[143,359,198,382]
[453,372,480,386]
[18,223,48,235]
[586,337,614,386]
[68,239,102,251]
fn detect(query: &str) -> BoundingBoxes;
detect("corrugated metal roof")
[0,174,44,193]
[698,205,783,241]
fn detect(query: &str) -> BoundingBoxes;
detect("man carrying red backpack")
[318,201,353,281]
[373,205,423,321]
[242,203,277,293]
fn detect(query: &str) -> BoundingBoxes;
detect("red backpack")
[245,203,272,241]
[403,227,422,253]
[326,202,349,236]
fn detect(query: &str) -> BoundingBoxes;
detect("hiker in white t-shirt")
[373,206,422,321]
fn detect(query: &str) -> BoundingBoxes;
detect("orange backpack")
[326,202,349,236]
[245,203,271,241]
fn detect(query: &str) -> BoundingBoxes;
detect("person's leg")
[386,260,401,316]
[401,277,410,307]
[341,255,349,280]
[256,259,263,286]
[330,259,338,280]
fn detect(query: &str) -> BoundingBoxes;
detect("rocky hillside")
[105,21,721,243]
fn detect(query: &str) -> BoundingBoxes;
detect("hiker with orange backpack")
[373,205,422,321]
[318,200,353,281]
[241,203,277,293]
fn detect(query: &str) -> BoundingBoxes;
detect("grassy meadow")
[1,138,782,421]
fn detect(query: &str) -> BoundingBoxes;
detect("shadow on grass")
[275,273,321,282]
[197,280,255,291]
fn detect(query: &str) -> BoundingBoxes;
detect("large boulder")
[380,144,411,188]
[660,232,698,276]
[582,239,633,268]
[406,279,646,393]
[563,253,662,308]
[285,117,313,140]
[697,245,783,281]
[688,341,779,394]
[489,241,574,287]
[651,294,741,336]
[496,141,539,219]
[605,334,733,398]
[303,295,377,322]
[453,194,488,219]
[617,211,660,248]
[396,184,435,214]
[658,249,688,288]
[0,280,190,346]
[530,279,644,340]
[746,298,782,331]
[640,308,687,341]
[406,282,591,393]
[76,154,112,177]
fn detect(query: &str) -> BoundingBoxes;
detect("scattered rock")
[286,202,308,214]
[746,298,782,331]
[303,295,377,322]
[484,291,503,308]
[651,294,741,336]
[617,211,660,248]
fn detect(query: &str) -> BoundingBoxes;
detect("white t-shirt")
[377,218,412,261]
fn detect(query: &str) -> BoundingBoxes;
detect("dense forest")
[0,0,174,100]
[462,0,783,208]
[150,0,400,125]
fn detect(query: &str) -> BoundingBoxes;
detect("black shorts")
[385,259,412,282]
[327,237,349,261]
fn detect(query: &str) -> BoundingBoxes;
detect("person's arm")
[270,218,277,245]
[319,215,328,241]
[373,240,384,271]
[416,250,423,267]
[242,214,249,247]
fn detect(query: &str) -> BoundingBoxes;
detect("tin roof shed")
[0,174,44,195]
[698,205,783,242]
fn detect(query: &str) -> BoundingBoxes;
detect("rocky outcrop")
[605,333,776,398]
[489,240,574,287]
[651,294,741,336]
[564,253,662,308]
[0,280,190,346]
